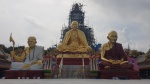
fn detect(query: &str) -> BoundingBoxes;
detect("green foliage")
[130,50,145,58]
[44,70,51,73]
[90,70,99,74]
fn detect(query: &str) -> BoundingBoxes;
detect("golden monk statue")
[99,31,133,69]
[11,36,44,70]
[57,21,91,53]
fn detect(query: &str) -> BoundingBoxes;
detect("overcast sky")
[0,0,150,52]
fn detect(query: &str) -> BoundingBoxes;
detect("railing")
[57,52,87,78]
[89,56,99,70]
[58,54,63,77]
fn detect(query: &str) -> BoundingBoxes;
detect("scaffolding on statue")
[60,3,95,47]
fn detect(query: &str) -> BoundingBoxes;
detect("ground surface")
[0,79,150,84]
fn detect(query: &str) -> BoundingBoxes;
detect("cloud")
[87,0,150,52]
[0,0,150,52]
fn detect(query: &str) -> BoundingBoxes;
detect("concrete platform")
[0,79,149,84]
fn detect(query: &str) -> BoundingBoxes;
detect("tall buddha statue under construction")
[57,21,91,53]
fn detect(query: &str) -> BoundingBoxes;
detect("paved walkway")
[0,79,150,84]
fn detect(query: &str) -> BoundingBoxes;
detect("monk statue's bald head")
[28,36,37,48]
[71,21,79,29]
[28,36,37,43]
[108,31,117,37]
[107,30,118,43]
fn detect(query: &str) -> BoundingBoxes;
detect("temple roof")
[137,49,150,63]
[137,49,150,69]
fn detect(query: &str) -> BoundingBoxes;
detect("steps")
[61,65,90,79]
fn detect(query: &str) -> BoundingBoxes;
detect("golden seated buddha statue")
[56,21,91,58]
[99,31,133,69]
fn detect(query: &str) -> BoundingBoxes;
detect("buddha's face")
[71,21,78,30]
[28,37,36,49]
[108,32,118,43]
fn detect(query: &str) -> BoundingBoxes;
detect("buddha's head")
[107,30,118,43]
[27,36,37,49]
[71,21,78,30]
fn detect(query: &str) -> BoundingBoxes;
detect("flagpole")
[13,44,14,51]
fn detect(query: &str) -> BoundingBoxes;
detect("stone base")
[139,68,150,79]
[0,69,6,78]
[5,70,44,79]
[99,69,140,79]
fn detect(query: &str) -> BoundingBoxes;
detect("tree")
[130,50,145,58]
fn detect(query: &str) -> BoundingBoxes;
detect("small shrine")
[137,49,150,78]
[0,45,11,78]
